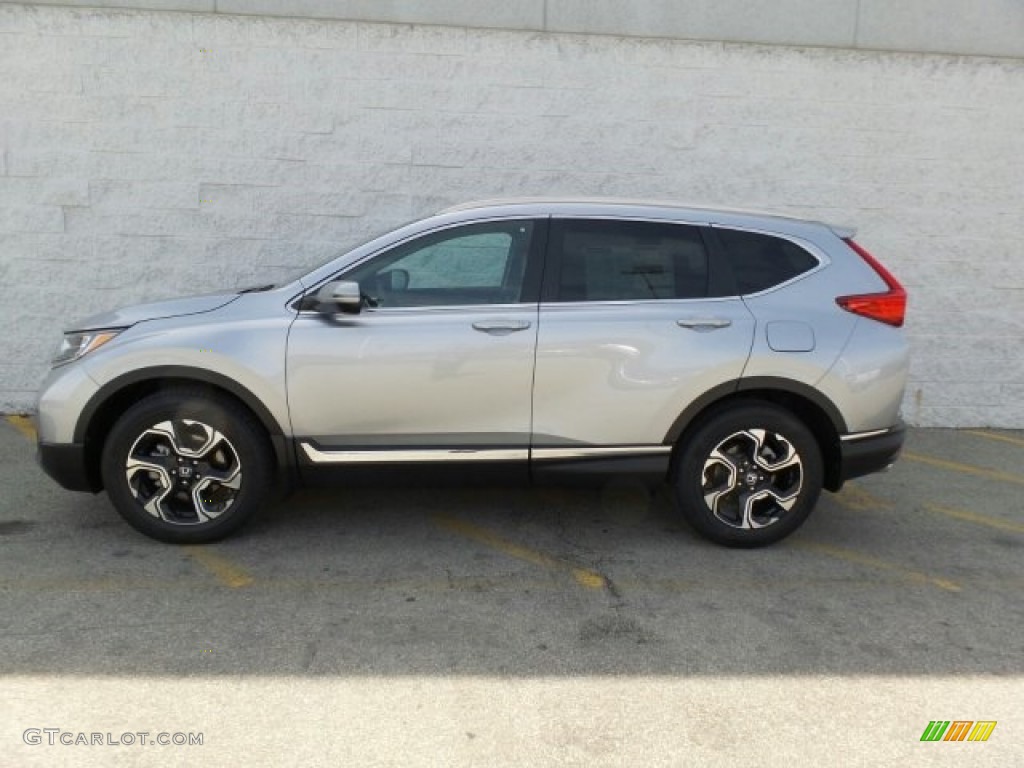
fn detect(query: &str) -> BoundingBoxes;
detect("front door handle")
[677,317,732,331]
[472,319,532,335]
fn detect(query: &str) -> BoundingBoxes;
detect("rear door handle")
[472,319,532,335]
[677,317,732,331]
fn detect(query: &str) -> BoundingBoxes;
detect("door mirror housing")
[315,280,362,315]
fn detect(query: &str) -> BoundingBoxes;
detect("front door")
[286,219,542,464]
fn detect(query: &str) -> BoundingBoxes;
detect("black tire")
[671,402,823,548]
[101,389,274,543]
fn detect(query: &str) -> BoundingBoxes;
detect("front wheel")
[101,390,273,543]
[671,403,823,547]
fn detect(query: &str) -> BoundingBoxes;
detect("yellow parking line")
[793,541,961,592]
[902,452,1024,487]
[833,482,891,511]
[433,515,608,590]
[964,429,1024,449]
[184,546,253,588]
[5,415,37,442]
[921,503,1024,535]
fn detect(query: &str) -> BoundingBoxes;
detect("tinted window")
[346,221,533,307]
[716,229,818,294]
[552,220,708,301]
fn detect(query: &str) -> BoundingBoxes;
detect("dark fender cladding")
[74,367,284,442]
[74,367,295,488]
[736,377,847,433]
[662,377,848,445]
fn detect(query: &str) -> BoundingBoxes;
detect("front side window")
[345,221,534,308]
[550,220,709,302]
[715,228,819,295]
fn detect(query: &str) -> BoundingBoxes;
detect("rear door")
[531,218,756,457]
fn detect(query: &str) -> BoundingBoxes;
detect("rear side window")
[551,219,709,301]
[715,229,819,295]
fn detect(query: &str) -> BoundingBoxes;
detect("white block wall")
[1,3,1022,426]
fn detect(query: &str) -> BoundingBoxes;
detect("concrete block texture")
[545,0,859,48]
[6,0,1024,58]
[857,0,1024,58]
[217,1,545,31]
[1,3,1023,425]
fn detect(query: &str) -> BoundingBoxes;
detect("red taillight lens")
[836,239,907,327]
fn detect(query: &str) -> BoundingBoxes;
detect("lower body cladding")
[38,426,904,495]
[294,425,904,490]
[838,425,905,483]
[35,423,903,547]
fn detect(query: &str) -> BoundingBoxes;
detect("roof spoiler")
[828,223,857,239]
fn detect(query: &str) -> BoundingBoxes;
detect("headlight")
[52,330,123,367]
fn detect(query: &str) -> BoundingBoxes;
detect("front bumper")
[838,423,905,484]
[37,442,100,493]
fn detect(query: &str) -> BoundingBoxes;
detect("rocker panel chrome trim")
[531,446,672,460]
[299,443,671,464]
[300,444,527,463]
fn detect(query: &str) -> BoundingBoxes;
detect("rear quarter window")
[715,228,819,295]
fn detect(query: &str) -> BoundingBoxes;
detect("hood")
[67,292,241,332]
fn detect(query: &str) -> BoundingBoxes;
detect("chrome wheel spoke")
[167,420,227,459]
[738,489,761,530]
[126,454,175,477]
[189,484,213,524]
[125,418,242,526]
[701,428,804,530]
[141,486,174,521]
[748,428,799,472]
[702,446,741,514]
[203,464,241,489]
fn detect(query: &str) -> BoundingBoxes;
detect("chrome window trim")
[538,296,743,309]
[296,302,537,316]
[548,213,708,226]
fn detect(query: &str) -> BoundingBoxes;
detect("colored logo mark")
[920,720,997,742]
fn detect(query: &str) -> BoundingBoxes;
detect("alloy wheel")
[124,419,242,525]
[701,428,803,530]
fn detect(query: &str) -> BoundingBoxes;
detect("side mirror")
[315,280,362,315]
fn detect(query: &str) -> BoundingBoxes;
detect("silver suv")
[36,199,909,547]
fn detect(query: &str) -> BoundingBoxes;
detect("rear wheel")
[672,403,823,547]
[101,390,273,543]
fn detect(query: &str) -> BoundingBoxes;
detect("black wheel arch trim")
[75,366,286,443]
[662,377,848,445]
[74,367,295,493]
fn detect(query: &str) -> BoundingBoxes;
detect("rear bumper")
[37,442,100,493]
[838,423,905,484]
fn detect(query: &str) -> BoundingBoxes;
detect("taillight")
[836,239,907,327]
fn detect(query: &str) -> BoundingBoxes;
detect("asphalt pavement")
[0,415,1021,766]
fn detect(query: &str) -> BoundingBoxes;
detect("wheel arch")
[76,367,292,492]
[664,378,845,492]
